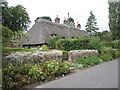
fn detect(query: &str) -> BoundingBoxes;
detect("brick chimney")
[63,17,68,25]
[77,22,81,29]
[55,15,60,23]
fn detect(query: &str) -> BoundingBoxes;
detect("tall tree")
[2,4,31,31]
[35,16,52,22]
[85,11,99,36]
[108,0,120,40]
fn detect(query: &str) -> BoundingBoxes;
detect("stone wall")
[68,50,98,63]
[4,50,63,66]
[4,50,98,67]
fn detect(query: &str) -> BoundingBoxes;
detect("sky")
[8,0,109,31]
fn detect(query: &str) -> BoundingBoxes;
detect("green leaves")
[109,1,120,40]
[2,4,31,31]
[3,61,70,89]
[85,11,99,36]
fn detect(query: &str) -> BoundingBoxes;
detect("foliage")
[1,25,13,47]
[48,36,60,49]
[108,1,120,40]
[12,31,25,41]
[56,37,100,51]
[72,56,103,69]
[2,61,70,89]
[41,45,49,51]
[35,16,52,22]
[97,31,113,42]
[100,40,120,49]
[99,53,113,61]
[67,17,75,27]
[2,4,31,31]
[99,46,118,59]
[85,11,99,36]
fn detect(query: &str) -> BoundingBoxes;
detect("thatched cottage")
[21,19,89,48]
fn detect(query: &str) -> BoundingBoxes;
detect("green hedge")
[100,40,120,49]
[2,61,70,89]
[56,37,100,51]
[48,36,60,49]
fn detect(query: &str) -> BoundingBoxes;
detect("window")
[61,37,65,39]
[71,37,74,39]
[51,34,57,37]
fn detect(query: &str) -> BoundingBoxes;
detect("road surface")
[35,59,118,88]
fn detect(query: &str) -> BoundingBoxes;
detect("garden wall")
[4,50,98,66]
[4,50,63,66]
[68,50,98,63]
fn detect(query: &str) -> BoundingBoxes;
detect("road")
[35,59,118,88]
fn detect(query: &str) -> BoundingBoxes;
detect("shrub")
[99,53,113,61]
[99,46,118,59]
[56,37,100,51]
[100,40,120,49]
[41,45,49,51]
[48,36,60,49]
[73,56,103,68]
[2,61,70,89]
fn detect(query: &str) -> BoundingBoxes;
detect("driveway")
[35,59,119,88]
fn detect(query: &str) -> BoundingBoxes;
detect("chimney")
[63,17,69,25]
[55,15,60,23]
[77,22,81,29]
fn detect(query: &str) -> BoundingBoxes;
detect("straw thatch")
[21,19,89,46]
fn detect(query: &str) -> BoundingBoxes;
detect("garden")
[2,36,120,89]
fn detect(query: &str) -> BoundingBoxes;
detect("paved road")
[35,59,118,88]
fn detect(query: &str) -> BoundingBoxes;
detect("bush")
[99,54,113,61]
[2,61,70,89]
[56,37,100,51]
[41,45,49,51]
[48,36,60,49]
[72,56,103,68]
[99,46,118,59]
[100,40,120,49]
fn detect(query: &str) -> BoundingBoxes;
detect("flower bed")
[2,61,70,89]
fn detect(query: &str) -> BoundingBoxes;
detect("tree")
[97,31,112,42]
[67,17,75,27]
[2,4,31,31]
[108,1,120,40]
[1,25,13,47]
[35,16,52,22]
[85,11,99,36]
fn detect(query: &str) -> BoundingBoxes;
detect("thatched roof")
[22,19,89,46]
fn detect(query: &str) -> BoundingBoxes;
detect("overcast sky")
[8,0,109,31]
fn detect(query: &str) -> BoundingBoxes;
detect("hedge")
[56,37,100,51]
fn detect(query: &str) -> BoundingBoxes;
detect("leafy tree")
[85,11,99,36]
[1,25,13,47]
[35,16,52,22]
[67,17,75,27]
[12,31,25,41]
[97,31,112,42]
[2,4,31,31]
[108,1,120,40]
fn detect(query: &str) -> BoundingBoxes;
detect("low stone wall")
[4,50,63,66]
[68,50,98,63]
[4,50,99,66]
